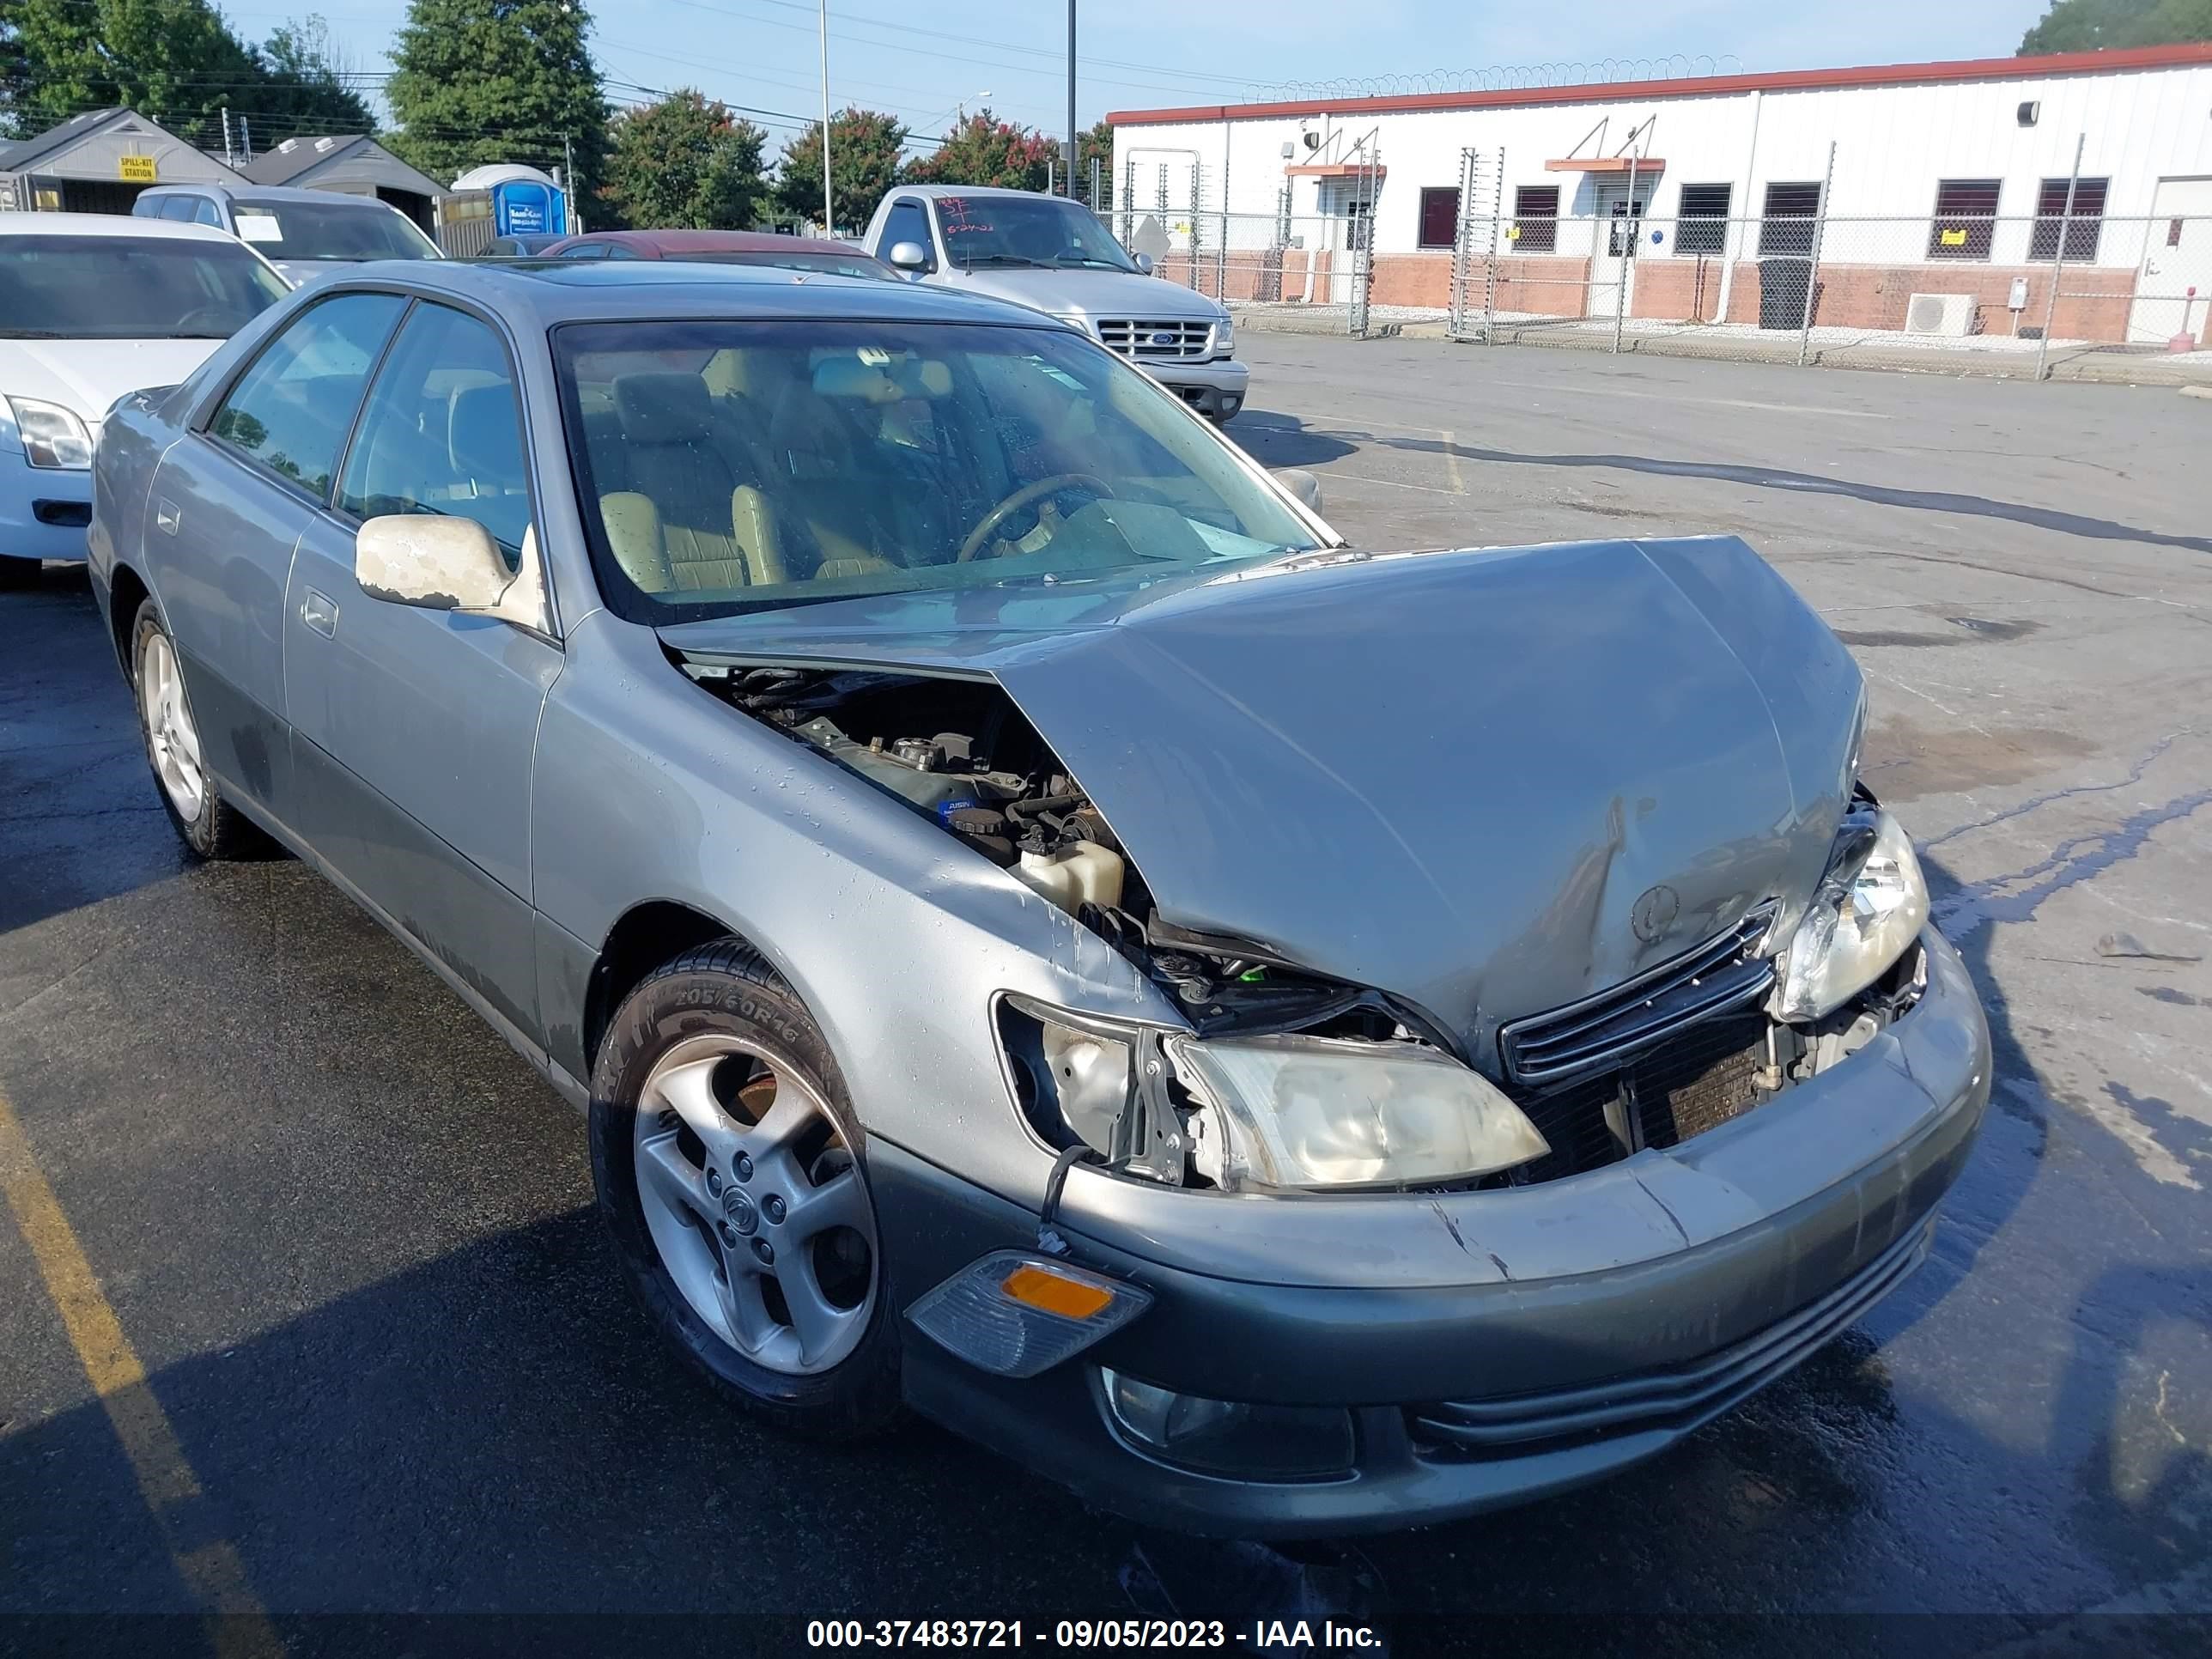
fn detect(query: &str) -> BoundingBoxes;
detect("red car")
[535,229,895,281]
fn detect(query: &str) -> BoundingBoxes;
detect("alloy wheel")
[139,629,206,822]
[632,1034,878,1375]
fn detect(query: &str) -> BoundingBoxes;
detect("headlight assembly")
[1773,805,1929,1022]
[998,996,1549,1192]
[1166,1032,1548,1191]
[4,396,94,470]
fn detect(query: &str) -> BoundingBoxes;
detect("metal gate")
[1448,147,1504,342]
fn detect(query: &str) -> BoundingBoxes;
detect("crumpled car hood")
[660,537,1863,1056]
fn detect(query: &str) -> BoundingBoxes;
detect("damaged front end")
[676,645,1931,1202]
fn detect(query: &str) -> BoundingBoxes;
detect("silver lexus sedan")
[88,260,1990,1536]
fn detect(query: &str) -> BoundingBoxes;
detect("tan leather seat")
[599,373,787,592]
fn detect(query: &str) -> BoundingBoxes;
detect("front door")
[283,297,561,1047]
[2128,178,2212,345]
[1586,179,1649,319]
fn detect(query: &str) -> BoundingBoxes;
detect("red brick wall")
[1628,256,1726,322]
[1723,260,2137,340]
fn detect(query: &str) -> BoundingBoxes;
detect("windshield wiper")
[1053,254,1130,270]
[956,254,1053,270]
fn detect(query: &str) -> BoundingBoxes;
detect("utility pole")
[819,0,835,234]
[562,133,577,233]
[1065,3,1079,197]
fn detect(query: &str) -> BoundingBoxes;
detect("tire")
[0,556,40,589]
[130,598,269,860]
[590,939,902,1441]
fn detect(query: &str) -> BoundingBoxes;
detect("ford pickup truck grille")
[1097,319,1213,360]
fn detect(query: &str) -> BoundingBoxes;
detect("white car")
[2,214,289,585]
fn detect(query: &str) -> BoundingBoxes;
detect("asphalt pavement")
[2,337,2208,1654]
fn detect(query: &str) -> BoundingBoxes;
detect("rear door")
[283,296,560,1047]
[143,290,405,825]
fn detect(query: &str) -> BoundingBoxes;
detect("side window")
[337,302,533,566]
[131,194,165,218]
[156,196,198,222]
[192,197,224,228]
[208,292,407,499]
[605,243,642,260]
[881,198,935,269]
[559,243,605,259]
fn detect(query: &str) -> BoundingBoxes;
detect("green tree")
[2021,0,2212,52]
[255,16,374,134]
[775,106,907,235]
[903,109,1058,193]
[599,88,764,229]
[385,0,609,196]
[1075,117,1113,200]
[0,4,367,143]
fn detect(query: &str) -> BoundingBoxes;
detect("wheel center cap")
[722,1189,759,1236]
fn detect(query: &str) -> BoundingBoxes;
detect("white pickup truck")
[860,185,1249,422]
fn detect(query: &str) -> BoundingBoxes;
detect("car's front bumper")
[1,447,92,564]
[1138,356,1249,420]
[876,928,1990,1537]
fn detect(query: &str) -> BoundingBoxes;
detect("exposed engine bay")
[678,653,1927,1194]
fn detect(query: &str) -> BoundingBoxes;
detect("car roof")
[305,258,1069,330]
[893,185,1086,204]
[0,211,243,243]
[548,229,872,255]
[141,183,406,210]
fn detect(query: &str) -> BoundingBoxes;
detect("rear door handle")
[155,498,180,535]
[300,588,337,638]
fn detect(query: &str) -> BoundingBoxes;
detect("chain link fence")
[1108,143,2212,376]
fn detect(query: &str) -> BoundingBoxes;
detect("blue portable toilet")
[451,164,569,239]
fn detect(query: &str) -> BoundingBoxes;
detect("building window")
[1676,183,1731,255]
[2028,177,2108,262]
[1417,187,1460,249]
[1511,185,1559,252]
[1927,178,2000,260]
[1757,182,1821,257]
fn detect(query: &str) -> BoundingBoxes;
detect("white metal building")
[1108,43,2212,344]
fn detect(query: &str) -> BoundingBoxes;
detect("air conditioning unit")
[1905,293,1977,337]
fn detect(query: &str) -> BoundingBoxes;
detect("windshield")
[682,251,893,281]
[936,195,1137,272]
[556,319,1320,623]
[0,235,290,340]
[233,199,441,262]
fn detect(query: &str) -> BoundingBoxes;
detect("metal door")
[2128,178,2212,345]
[282,300,561,1048]
[1585,179,1648,319]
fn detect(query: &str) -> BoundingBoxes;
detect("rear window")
[0,235,289,340]
[233,199,440,262]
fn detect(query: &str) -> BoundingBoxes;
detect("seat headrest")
[447,382,521,478]
[615,373,716,444]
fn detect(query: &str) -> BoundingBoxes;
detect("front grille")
[1407,1219,1932,1459]
[1097,319,1212,360]
[1508,1012,1771,1186]
[1500,906,1778,1087]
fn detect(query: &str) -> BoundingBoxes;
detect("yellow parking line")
[0,1086,282,1659]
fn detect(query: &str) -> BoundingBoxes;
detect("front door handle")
[300,588,337,639]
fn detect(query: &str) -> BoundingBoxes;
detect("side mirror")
[887,240,930,273]
[1273,468,1324,512]
[356,515,541,628]
[1133,252,1155,276]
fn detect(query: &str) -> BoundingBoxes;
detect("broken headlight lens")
[1774,806,1929,1022]
[1164,1032,1549,1191]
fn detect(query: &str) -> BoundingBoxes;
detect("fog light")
[1101,1368,1355,1480]
[906,1251,1150,1378]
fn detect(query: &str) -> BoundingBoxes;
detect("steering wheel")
[175,306,234,335]
[955,473,1115,562]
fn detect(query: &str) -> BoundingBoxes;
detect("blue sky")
[220,0,2058,152]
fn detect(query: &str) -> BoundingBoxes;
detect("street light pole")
[819,0,835,233]
[1065,2,1077,197]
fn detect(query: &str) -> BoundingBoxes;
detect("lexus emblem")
[1631,884,1681,944]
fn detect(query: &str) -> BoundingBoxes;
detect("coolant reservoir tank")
[1013,842,1125,915]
